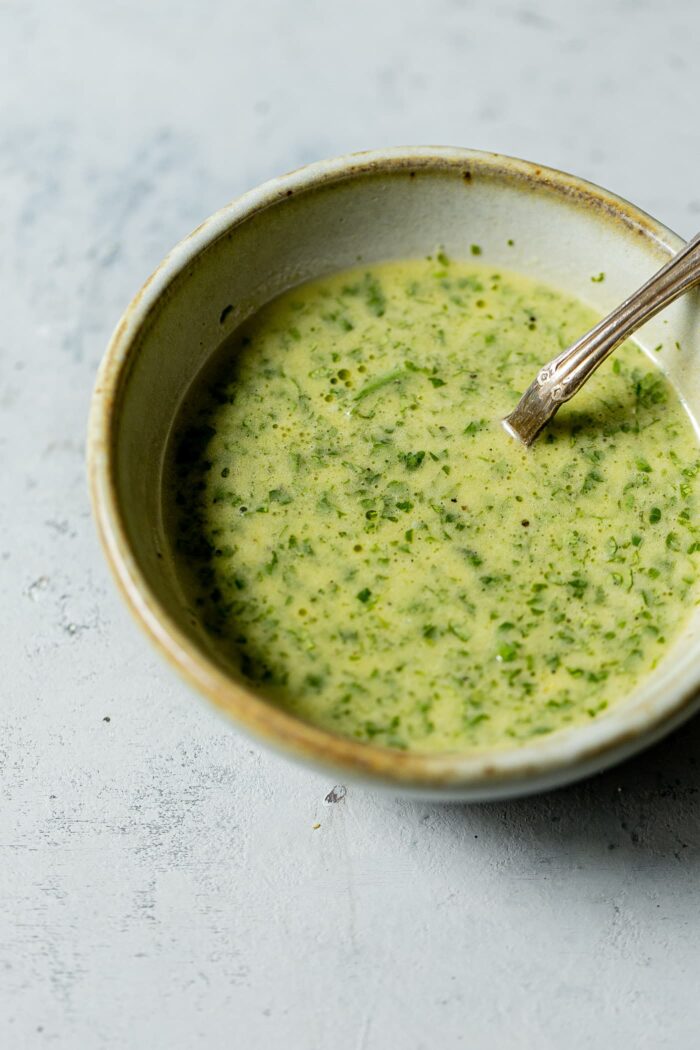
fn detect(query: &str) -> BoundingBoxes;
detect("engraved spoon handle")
[503,232,700,445]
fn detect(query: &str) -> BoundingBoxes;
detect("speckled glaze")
[88,147,700,800]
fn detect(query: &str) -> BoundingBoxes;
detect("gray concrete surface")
[2,1,700,1047]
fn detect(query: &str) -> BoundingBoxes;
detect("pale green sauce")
[168,257,700,752]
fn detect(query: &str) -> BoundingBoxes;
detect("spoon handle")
[503,232,700,445]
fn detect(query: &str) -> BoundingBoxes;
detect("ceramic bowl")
[88,146,700,800]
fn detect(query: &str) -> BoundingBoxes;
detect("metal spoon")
[502,232,700,446]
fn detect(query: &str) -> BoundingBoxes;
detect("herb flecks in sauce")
[168,258,700,752]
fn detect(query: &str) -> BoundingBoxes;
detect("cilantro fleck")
[401,450,426,471]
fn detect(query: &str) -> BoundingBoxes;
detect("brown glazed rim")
[87,146,700,796]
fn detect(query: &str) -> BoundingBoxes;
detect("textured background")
[3,1,700,1047]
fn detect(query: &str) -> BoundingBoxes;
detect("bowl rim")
[87,145,700,796]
